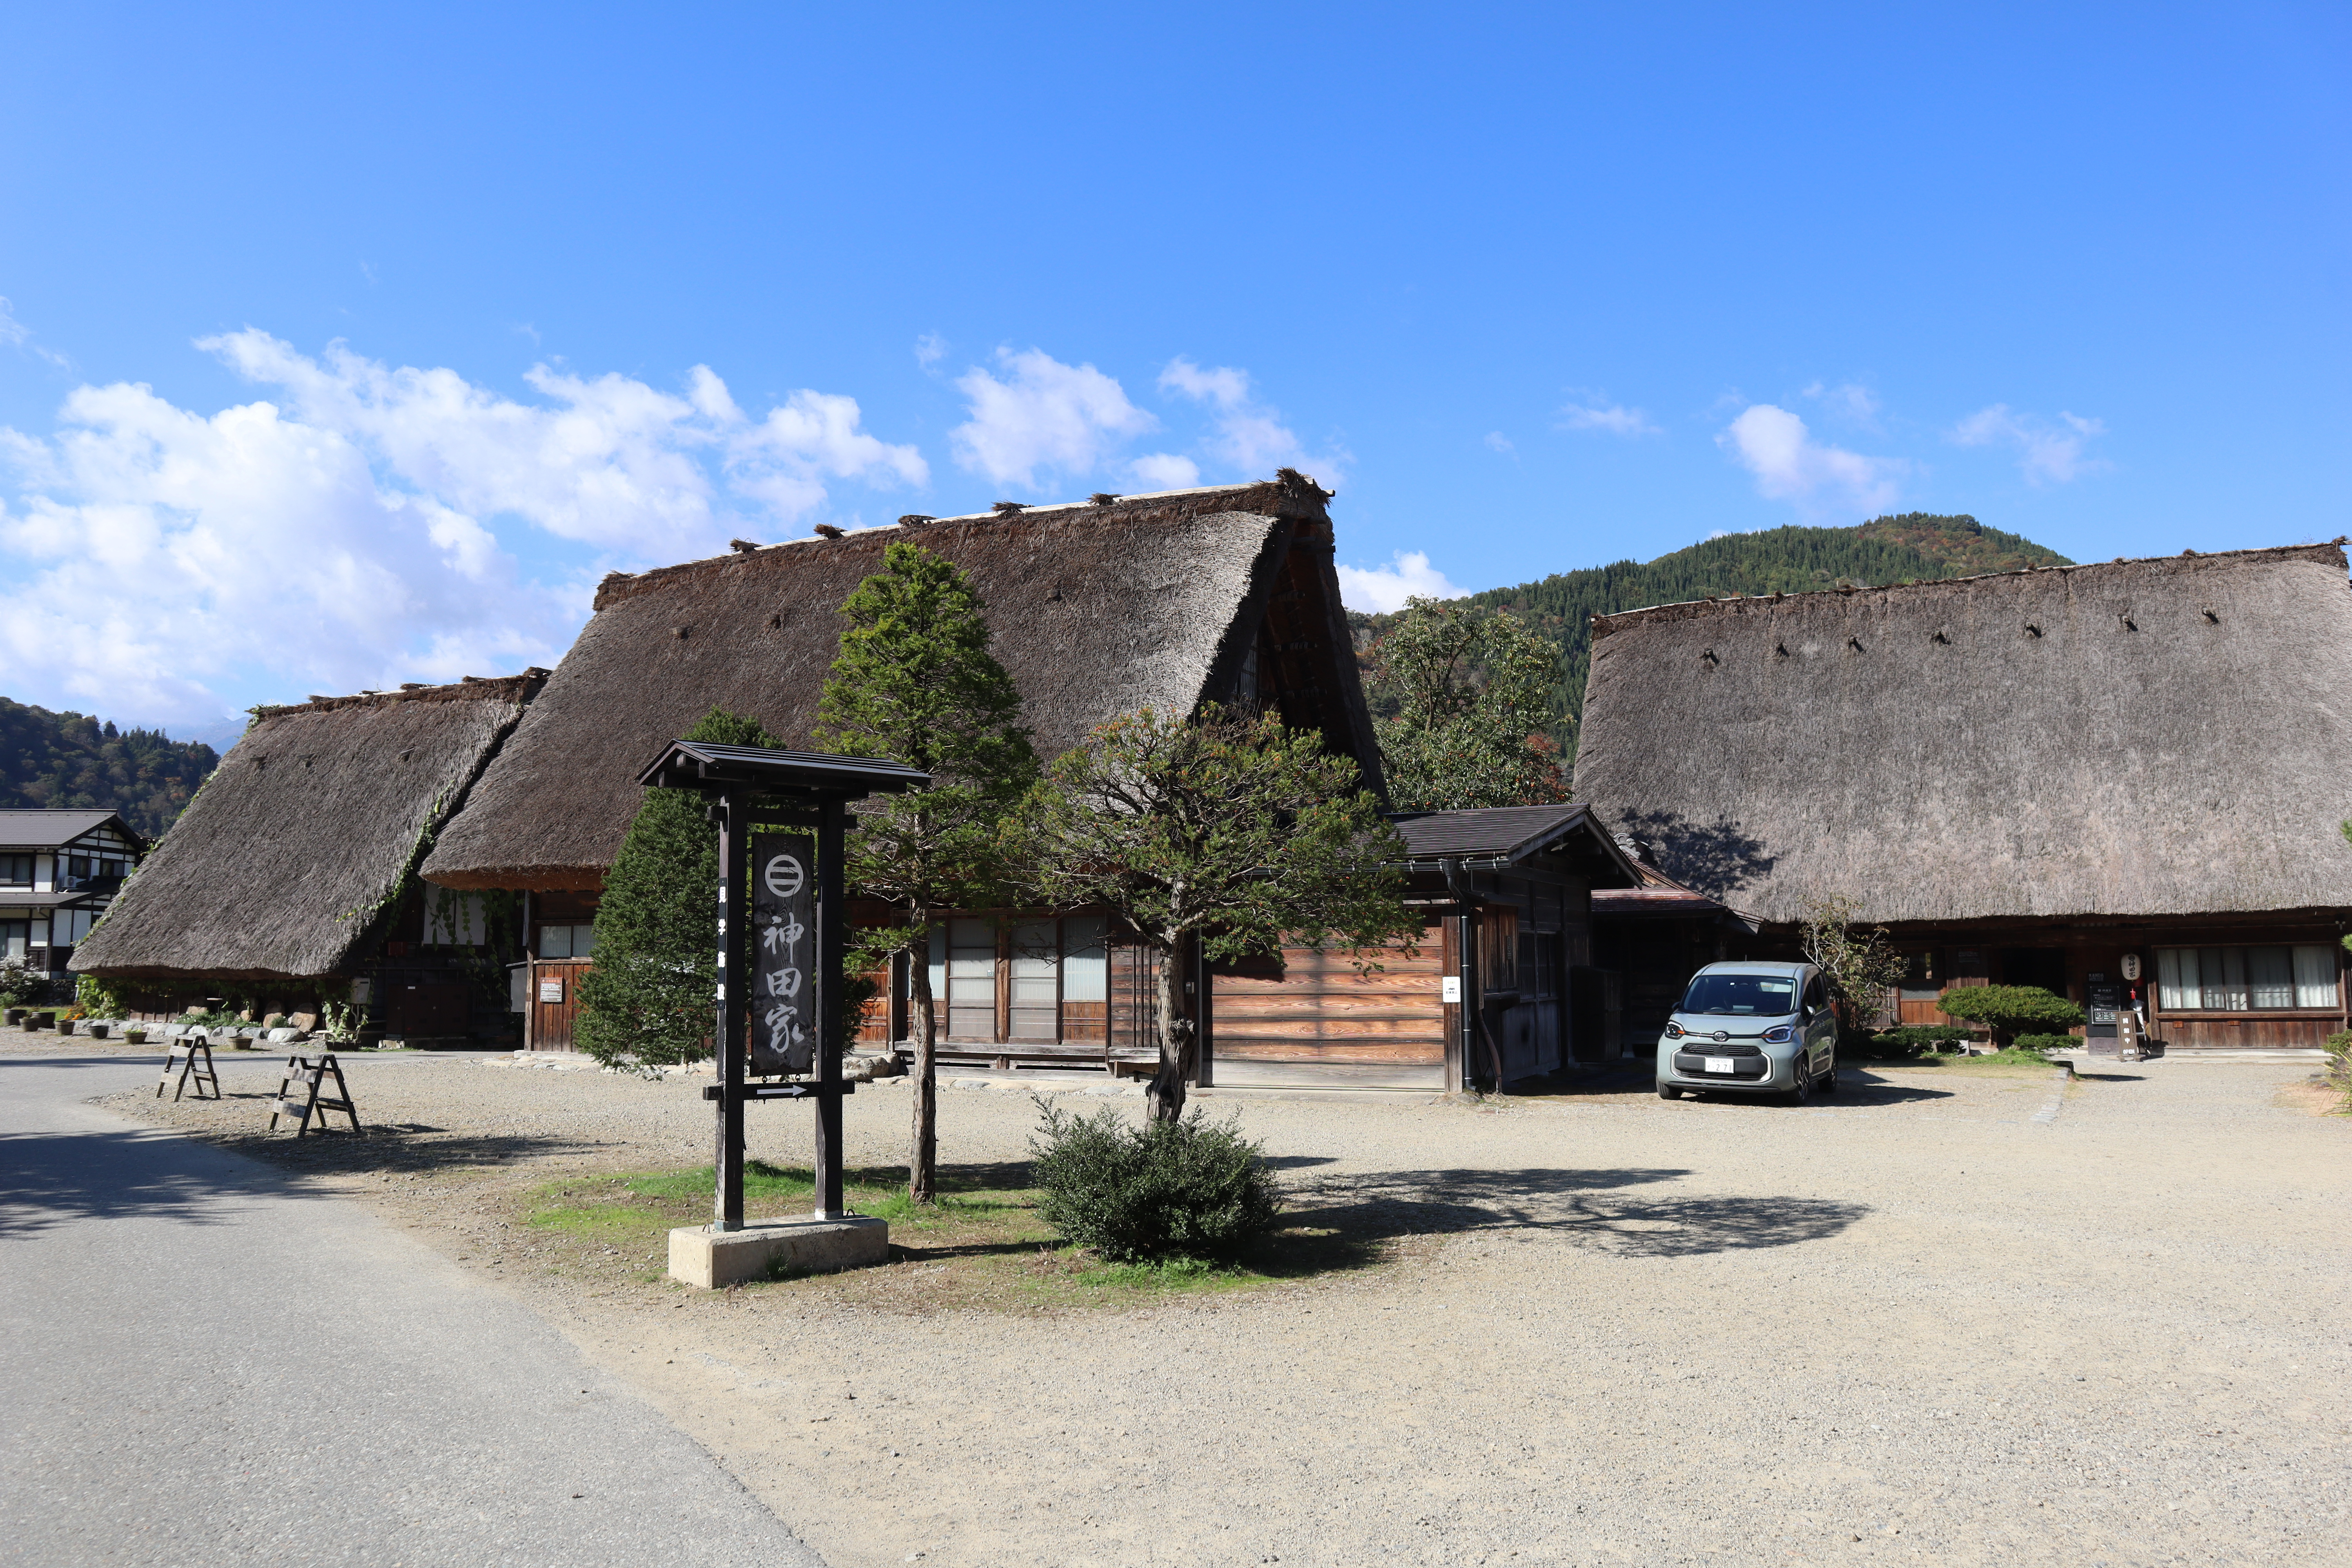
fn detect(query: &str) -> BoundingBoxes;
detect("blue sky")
[2,4,2345,738]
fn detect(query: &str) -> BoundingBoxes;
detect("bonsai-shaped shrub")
[1937,985,2084,1046]
[1028,1099,1281,1264]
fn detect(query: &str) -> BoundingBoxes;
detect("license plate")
[1705,1056,1735,1074]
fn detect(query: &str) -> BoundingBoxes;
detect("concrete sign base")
[667,1215,890,1289]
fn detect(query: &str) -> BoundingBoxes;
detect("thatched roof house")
[73,674,544,984]
[424,473,1377,893]
[1573,541,2352,1051]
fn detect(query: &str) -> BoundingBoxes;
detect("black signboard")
[750,832,816,1076]
[2086,980,2120,1039]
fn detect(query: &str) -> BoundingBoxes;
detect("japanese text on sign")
[749,832,816,1075]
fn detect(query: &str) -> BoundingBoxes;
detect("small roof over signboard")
[635,740,931,799]
[1387,803,1642,886]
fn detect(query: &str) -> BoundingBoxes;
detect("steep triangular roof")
[71,675,543,981]
[1572,542,2352,926]
[423,474,1380,891]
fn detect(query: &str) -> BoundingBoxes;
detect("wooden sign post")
[634,741,926,1237]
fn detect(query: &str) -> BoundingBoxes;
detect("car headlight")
[1760,1024,1795,1044]
[1664,1021,1684,1040]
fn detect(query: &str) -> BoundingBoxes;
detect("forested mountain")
[1353,514,2069,761]
[0,698,221,840]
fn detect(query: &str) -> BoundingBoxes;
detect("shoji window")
[2157,945,2338,1010]
[1061,916,1107,1042]
[1009,920,1060,1040]
[947,918,998,1039]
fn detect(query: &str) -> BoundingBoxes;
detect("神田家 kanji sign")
[749,831,817,1075]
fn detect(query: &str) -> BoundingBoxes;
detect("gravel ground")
[86,1039,2351,1568]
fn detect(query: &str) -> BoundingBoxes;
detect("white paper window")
[2293,944,2338,1009]
[947,917,997,1040]
[1061,915,1107,1003]
[2159,944,2337,1011]
[1009,920,1060,1040]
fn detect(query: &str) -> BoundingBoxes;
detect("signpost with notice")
[633,740,927,1286]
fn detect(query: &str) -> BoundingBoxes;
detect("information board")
[749,831,817,1076]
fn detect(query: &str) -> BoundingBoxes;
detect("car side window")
[1805,975,1827,1013]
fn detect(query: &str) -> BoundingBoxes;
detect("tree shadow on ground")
[1269,1164,1869,1269]
[0,1126,313,1237]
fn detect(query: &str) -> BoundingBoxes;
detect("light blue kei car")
[1656,961,1841,1103]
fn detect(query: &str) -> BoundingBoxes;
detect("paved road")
[0,1051,826,1568]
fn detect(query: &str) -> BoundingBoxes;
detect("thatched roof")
[1572,542,2352,926]
[423,474,1380,891]
[71,674,545,981]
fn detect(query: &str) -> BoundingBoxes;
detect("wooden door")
[529,958,593,1051]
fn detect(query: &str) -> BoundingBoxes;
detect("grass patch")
[511,1156,1400,1312]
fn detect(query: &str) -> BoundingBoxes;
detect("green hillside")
[1354,513,2070,759]
[0,697,220,840]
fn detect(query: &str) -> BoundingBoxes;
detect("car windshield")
[1678,973,1798,1016]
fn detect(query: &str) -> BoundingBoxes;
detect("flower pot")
[56,1019,77,1036]
[124,1029,147,1045]
[87,1023,109,1039]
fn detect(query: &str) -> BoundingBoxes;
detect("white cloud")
[1129,453,1201,490]
[1484,431,1515,456]
[1950,403,2109,484]
[0,296,71,368]
[948,348,1156,489]
[914,333,946,370]
[1717,404,1905,516]
[1801,380,1881,426]
[0,332,928,725]
[1336,550,1465,614]
[1557,394,1660,437]
[1158,357,1348,485]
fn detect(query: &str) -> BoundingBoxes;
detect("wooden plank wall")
[1211,918,1445,1065]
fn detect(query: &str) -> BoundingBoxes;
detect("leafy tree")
[1936,985,2085,1047]
[1006,704,1419,1122]
[813,542,1037,1204]
[574,708,781,1073]
[1363,597,1568,811]
[0,695,219,838]
[1797,894,1907,1041]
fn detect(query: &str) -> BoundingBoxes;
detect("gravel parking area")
[88,1043,2352,1568]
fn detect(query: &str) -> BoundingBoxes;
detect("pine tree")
[573,708,780,1071]
[813,542,1037,1203]
[1007,705,1420,1122]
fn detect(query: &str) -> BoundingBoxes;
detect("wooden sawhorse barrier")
[269,1053,361,1137]
[155,1037,220,1102]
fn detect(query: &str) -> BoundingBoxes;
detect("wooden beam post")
[713,786,748,1232]
[813,797,848,1220]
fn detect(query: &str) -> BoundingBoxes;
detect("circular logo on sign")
[764,854,805,898]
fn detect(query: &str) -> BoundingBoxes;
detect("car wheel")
[1657,1082,1683,1100]
[1788,1060,1815,1105]
[1817,1048,1839,1095]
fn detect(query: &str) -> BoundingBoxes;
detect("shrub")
[1937,984,2085,1044]
[1863,1024,1985,1057]
[2324,1032,2352,1111]
[1028,1099,1281,1263]
[2010,1034,2076,1056]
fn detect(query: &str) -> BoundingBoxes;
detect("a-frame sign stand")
[635,742,927,1241]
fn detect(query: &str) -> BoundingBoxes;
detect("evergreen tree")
[1365,597,1567,811]
[573,708,780,1071]
[813,542,1037,1203]
[1007,705,1419,1123]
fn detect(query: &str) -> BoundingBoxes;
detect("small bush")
[1862,1024,1985,1058]
[1028,1099,1281,1263]
[2010,1034,2076,1056]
